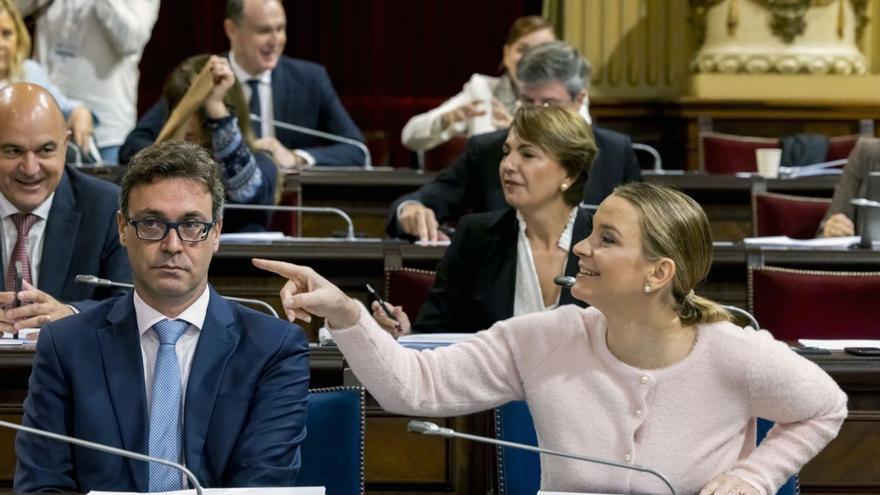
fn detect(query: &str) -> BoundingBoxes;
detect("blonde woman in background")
[0,0,94,154]
[401,16,556,152]
[255,182,846,495]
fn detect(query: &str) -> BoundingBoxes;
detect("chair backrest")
[295,386,365,495]
[494,401,540,495]
[700,131,779,174]
[752,192,832,239]
[826,134,859,161]
[749,266,880,341]
[494,402,799,495]
[385,268,437,318]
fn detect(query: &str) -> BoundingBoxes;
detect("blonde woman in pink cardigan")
[254,183,846,495]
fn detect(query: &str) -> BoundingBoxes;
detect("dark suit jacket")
[386,126,642,239]
[820,137,880,233]
[1,167,131,310]
[120,56,364,166]
[14,286,310,492]
[414,207,591,333]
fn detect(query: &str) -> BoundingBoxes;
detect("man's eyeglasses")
[126,217,216,242]
[517,96,567,108]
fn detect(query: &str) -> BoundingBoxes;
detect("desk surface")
[284,167,839,192]
[215,238,880,268]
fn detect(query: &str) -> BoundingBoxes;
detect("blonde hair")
[613,182,731,325]
[511,105,596,206]
[0,0,30,81]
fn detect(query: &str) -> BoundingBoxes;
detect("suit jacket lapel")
[473,210,518,323]
[560,208,592,307]
[271,64,299,126]
[98,295,149,492]
[184,287,240,477]
[39,170,80,296]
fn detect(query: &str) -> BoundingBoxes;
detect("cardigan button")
[635,409,643,417]
[639,375,649,384]
[624,454,632,462]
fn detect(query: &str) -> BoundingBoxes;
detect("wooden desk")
[210,239,879,325]
[0,345,875,494]
[77,166,838,241]
[285,168,837,241]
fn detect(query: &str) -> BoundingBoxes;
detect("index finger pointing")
[252,258,306,278]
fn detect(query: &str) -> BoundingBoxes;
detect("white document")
[219,232,290,243]
[798,339,880,350]
[538,492,620,495]
[398,333,476,345]
[741,236,860,248]
[89,487,324,495]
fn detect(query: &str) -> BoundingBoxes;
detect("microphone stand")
[408,420,677,495]
[74,275,280,319]
[1,418,204,494]
[222,203,357,241]
[250,114,372,169]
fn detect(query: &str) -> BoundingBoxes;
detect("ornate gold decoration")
[850,0,870,42]
[688,0,726,45]
[690,0,870,46]
[759,0,811,43]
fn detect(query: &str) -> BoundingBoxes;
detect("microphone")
[1,418,204,494]
[222,203,356,241]
[250,114,372,170]
[407,420,677,495]
[75,275,280,319]
[553,275,576,288]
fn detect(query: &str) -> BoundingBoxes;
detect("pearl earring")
[560,183,569,191]
[644,284,651,293]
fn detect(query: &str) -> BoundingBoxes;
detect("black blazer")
[387,126,642,238]
[5,168,131,310]
[413,207,591,333]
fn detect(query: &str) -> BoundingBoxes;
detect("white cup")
[755,148,782,178]
[464,76,494,134]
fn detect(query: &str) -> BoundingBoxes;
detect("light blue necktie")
[148,319,189,492]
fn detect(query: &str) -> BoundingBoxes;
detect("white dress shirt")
[229,51,274,140]
[513,207,578,316]
[135,285,209,413]
[0,192,55,288]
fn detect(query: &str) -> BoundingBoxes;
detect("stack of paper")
[88,487,325,494]
[798,339,880,350]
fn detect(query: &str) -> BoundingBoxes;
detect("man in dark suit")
[387,42,642,241]
[120,0,364,167]
[0,83,129,334]
[15,141,309,492]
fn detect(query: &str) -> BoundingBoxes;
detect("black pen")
[365,283,398,323]
[11,261,23,340]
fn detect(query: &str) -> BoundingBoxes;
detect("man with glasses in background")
[387,41,642,242]
[15,141,309,493]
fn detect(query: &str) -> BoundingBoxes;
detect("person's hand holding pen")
[0,280,73,335]
[366,284,412,338]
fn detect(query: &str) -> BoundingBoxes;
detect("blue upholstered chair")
[494,402,799,495]
[295,386,366,495]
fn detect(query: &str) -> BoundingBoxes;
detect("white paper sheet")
[219,232,289,243]
[88,487,324,495]
[398,333,476,344]
[798,339,880,350]
[742,236,860,248]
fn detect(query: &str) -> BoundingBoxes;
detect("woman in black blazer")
[373,106,597,334]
